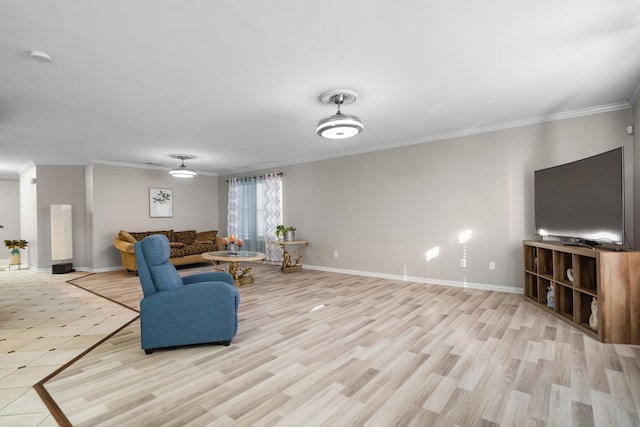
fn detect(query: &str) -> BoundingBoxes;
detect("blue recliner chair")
[135,234,240,354]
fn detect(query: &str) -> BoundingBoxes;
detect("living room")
[2,1,640,425]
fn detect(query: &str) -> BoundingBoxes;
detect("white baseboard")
[29,266,122,274]
[303,264,523,294]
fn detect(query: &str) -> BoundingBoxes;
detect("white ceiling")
[1,1,639,179]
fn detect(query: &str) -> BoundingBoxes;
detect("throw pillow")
[118,230,137,243]
[195,230,218,243]
[157,229,175,242]
[129,231,149,241]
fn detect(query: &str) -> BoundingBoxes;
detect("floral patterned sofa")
[113,229,224,273]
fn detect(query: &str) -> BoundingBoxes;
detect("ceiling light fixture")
[316,89,363,139]
[29,50,53,63]
[169,155,197,178]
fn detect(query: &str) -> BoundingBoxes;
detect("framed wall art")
[149,188,173,217]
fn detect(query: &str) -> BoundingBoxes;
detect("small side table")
[272,240,309,273]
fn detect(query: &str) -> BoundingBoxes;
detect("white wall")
[0,179,20,264]
[220,109,634,291]
[19,165,37,269]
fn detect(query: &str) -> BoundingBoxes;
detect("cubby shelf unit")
[523,240,640,344]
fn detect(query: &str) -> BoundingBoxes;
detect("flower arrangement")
[223,234,243,254]
[4,239,28,251]
[5,240,28,265]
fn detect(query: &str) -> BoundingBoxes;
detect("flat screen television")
[534,147,624,246]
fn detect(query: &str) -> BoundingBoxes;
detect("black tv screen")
[534,147,624,245]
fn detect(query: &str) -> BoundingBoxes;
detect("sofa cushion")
[174,230,197,244]
[118,230,137,243]
[131,229,174,242]
[170,242,217,258]
[169,242,185,248]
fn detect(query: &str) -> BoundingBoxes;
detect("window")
[228,174,282,259]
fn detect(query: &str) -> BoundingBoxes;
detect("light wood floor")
[6,263,640,426]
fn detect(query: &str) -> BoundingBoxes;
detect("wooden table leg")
[211,261,241,286]
[280,244,303,273]
[229,261,254,285]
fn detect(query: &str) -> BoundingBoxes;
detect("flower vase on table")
[223,234,243,255]
[5,239,28,267]
[9,248,20,265]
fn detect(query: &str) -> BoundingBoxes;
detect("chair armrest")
[183,272,235,287]
[142,281,240,312]
[113,238,135,253]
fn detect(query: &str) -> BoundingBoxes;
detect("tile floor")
[0,268,138,426]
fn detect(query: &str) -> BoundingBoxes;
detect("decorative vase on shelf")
[589,297,598,330]
[546,284,554,308]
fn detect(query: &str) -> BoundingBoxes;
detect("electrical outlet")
[334,250,338,258]
[489,261,495,270]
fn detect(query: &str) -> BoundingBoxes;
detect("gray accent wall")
[12,163,219,272]
[635,97,640,248]
[34,165,87,269]
[88,164,219,271]
[220,109,635,291]
[3,107,636,288]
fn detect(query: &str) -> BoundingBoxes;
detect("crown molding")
[629,80,640,107]
[420,102,632,145]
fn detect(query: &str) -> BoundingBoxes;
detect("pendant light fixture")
[169,155,197,178]
[316,89,363,139]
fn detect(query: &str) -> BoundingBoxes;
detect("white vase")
[284,230,295,242]
[589,297,598,330]
[9,248,20,265]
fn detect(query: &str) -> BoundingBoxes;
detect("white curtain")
[227,173,282,261]
[227,178,239,238]
[264,173,283,261]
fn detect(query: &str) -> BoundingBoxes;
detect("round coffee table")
[201,251,266,285]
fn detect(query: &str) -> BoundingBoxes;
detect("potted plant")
[275,225,296,242]
[4,239,28,266]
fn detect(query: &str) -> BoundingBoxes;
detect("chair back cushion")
[135,239,155,297]
[136,235,183,292]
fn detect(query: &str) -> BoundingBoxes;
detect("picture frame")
[149,188,173,217]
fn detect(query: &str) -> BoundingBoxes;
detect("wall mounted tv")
[534,147,624,246]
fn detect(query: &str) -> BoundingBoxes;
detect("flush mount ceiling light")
[29,50,53,63]
[169,155,197,178]
[316,89,363,139]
